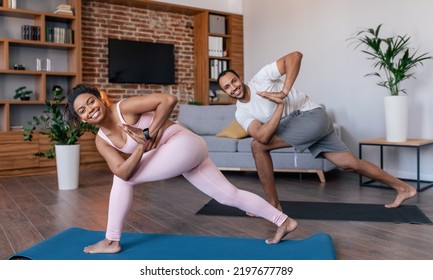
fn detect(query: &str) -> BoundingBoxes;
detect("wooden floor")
[1,167,433,260]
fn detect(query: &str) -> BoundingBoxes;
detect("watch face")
[143,128,151,140]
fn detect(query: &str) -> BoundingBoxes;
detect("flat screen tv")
[108,39,175,84]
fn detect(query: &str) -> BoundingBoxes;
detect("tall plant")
[23,86,97,159]
[350,24,432,96]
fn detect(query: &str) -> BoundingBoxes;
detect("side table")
[359,138,433,192]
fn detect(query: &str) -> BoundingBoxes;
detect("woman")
[68,83,298,254]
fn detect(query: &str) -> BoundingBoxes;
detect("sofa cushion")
[178,104,236,135]
[202,136,238,152]
[216,120,249,139]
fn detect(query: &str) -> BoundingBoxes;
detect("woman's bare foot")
[265,217,298,244]
[83,239,121,254]
[385,185,417,208]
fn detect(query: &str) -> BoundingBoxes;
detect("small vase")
[384,95,408,142]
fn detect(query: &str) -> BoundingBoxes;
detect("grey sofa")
[178,104,340,182]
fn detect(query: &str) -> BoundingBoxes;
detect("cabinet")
[0,0,81,132]
[193,11,243,105]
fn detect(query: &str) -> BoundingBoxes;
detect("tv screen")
[108,39,175,84]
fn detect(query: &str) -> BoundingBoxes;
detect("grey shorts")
[276,107,349,158]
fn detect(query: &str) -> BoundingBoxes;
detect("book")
[54,4,74,15]
[54,9,74,15]
[56,4,72,10]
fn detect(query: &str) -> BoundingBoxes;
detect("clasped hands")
[257,90,287,104]
[118,123,161,152]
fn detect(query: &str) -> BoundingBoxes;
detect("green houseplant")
[23,85,97,190]
[13,86,32,100]
[350,24,432,96]
[350,24,432,142]
[23,85,97,159]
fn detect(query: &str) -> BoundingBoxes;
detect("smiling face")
[73,93,106,124]
[218,71,247,100]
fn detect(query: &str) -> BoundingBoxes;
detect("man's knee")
[326,152,360,172]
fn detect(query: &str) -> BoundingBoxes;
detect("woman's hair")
[66,83,102,123]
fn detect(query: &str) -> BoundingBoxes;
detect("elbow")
[255,134,271,145]
[293,51,303,59]
[167,94,178,106]
[165,94,178,111]
[112,169,130,181]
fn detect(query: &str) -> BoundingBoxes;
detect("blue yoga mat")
[9,228,336,260]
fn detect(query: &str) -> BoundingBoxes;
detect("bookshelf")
[0,0,81,132]
[0,0,106,177]
[193,11,243,105]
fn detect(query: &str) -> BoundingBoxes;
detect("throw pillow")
[216,120,249,139]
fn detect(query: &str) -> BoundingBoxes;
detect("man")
[217,51,416,210]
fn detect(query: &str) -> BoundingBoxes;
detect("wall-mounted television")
[108,39,175,84]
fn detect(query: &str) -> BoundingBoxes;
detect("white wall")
[244,0,433,180]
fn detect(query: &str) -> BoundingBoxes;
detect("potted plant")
[350,24,432,142]
[13,86,32,100]
[23,85,97,190]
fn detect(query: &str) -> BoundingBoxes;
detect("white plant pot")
[55,144,80,190]
[384,95,408,142]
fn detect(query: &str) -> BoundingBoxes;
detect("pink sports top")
[97,99,154,154]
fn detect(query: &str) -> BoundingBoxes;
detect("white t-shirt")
[236,61,321,131]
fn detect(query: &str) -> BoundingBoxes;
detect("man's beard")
[232,84,247,100]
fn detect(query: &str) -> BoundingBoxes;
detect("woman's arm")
[98,93,178,181]
[95,136,145,181]
[120,93,177,137]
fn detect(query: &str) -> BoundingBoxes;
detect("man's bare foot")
[385,185,417,208]
[83,239,121,254]
[265,217,298,244]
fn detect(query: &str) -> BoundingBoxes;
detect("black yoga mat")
[196,199,433,224]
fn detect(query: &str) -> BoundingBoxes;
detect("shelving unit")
[0,0,81,132]
[193,11,243,105]
[0,0,106,178]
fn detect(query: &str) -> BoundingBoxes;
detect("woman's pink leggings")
[105,125,288,241]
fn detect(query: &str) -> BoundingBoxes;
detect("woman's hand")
[257,91,287,104]
[118,123,162,152]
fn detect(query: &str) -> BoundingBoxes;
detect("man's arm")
[248,51,303,144]
[278,51,303,95]
[247,103,284,144]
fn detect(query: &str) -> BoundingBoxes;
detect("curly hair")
[66,83,102,124]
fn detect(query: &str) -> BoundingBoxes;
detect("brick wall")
[81,1,195,117]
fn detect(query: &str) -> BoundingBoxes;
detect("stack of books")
[54,4,74,15]
[46,27,74,44]
[208,36,224,57]
[21,25,41,41]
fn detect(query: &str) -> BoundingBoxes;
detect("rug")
[9,227,336,260]
[196,199,433,224]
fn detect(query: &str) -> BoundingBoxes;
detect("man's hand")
[257,91,287,104]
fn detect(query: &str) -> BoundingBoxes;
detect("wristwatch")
[142,128,151,140]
